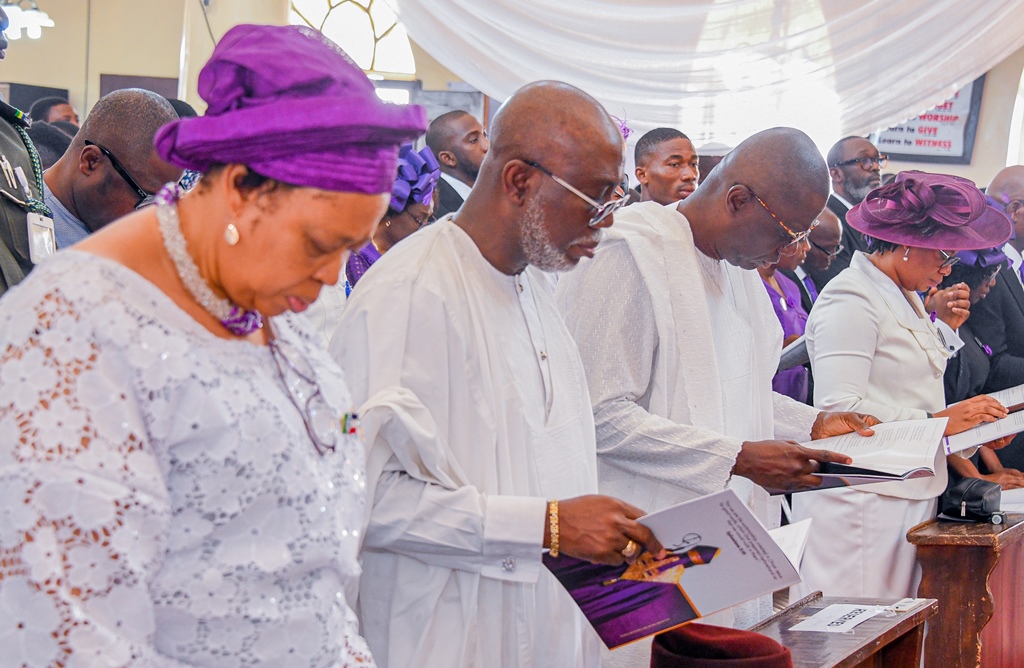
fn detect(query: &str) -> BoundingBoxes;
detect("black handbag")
[938,477,1004,523]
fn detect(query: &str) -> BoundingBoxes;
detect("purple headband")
[847,171,1012,251]
[956,245,1007,269]
[154,24,427,194]
[390,144,439,213]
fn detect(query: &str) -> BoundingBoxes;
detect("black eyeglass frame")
[84,139,155,209]
[831,155,889,171]
[810,239,844,259]
[937,249,961,270]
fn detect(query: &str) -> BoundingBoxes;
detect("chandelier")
[1,1,54,40]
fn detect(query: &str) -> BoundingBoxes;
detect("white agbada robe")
[556,201,819,666]
[331,220,602,668]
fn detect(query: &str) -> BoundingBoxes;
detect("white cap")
[697,142,733,157]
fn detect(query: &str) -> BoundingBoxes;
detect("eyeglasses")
[269,337,339,456]
[831,155,889,171]
[938,249,961,270]
[524,160,627,227]
[810,239,844,259]
[746,186,818,255]
[403,209,428,228]
[84,140,155,209]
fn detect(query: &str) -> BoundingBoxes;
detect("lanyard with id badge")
[0,160,55,263]
[0,101,55,264]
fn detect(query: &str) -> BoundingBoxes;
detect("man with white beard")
[804,136,887,288]
[330,81,664,668]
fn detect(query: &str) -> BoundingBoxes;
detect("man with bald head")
[425,109,489,219]
[556,128,875,654]
[332,81,662,667]
[43,88,181,248]
[782,207,842,312]
[969,166,1024,469]
[806,136,886,288]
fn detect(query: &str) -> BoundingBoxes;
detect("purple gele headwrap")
[389,143,440,213]
[847,171,1012,251]
[154,24,427,194]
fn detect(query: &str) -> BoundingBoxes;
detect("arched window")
[289,0,416,102]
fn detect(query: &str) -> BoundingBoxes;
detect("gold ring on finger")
[621,540,639,559]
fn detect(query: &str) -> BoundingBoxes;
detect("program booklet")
[800,418,948,489]
[777,335,808,373]
[543,489,799,649]
[944,383,1024,454]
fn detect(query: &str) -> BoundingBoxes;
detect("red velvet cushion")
[650,623,793,668]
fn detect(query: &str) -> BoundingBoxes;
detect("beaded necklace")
[155,185,264,336]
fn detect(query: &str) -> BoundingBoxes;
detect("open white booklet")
[944,383,1024,454]
[800,418,948,490]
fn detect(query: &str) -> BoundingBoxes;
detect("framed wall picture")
[871,75,985,165]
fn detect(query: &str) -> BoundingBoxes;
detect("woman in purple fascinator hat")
[793,171,1015,603]
[346,143,440,288]
[0,24,427,666]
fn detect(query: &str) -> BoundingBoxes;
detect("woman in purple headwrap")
[793,172,1013,601]
[0,24,425,666]
[346,142,440,289]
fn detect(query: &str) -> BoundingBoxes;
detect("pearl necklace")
[155,185,263,336]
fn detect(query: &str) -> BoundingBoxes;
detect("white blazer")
[806,251,952,500]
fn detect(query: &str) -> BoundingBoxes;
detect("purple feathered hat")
[847,171,1011,251]
[154,24,427,194]
[389,143,439,213]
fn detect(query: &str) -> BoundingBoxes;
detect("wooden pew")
[748,591,936,667]
[908,513,1024,667]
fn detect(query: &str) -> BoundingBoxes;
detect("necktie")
[803,275,819,303]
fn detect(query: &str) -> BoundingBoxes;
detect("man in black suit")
[971,166,1024,468]
[780,207,841,313]
[805,137,886,289]
[425,110,488,219]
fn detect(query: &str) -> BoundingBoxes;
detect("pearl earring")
[384,219,391,228]
[225,223,240,246]
[903,247,911,261]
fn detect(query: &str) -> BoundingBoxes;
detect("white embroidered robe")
[331,221,601,668]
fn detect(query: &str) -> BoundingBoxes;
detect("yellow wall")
[410,40,463,91]
[885,44,1024,188]
[0,0,287,115]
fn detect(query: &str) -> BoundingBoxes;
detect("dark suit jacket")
[971,270,1024,393]
[779,269,815,314]
[432,177,466,220]
[805,195,870,290]
[0,100,42,297]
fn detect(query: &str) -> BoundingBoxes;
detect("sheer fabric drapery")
[389,0,1024,147]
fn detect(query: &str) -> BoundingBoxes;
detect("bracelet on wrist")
[548,499,560,557]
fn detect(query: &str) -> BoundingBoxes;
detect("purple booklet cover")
[543,546,719,648]
[543,489,800,649]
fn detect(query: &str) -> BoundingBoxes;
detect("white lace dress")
[0,251,375,667]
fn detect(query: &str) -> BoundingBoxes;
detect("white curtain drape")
[390,0,1024,150]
